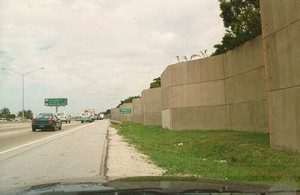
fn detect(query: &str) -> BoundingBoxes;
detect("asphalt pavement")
[0,120,109,191]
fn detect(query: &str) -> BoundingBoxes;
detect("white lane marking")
[0,123,93,155]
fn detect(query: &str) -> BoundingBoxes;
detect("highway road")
[0,120,109,191]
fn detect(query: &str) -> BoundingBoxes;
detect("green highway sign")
[44,98,68,107]
[119,108,132,114]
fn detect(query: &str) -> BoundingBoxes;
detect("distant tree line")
[117,96,141,108]
[0,107,33,120]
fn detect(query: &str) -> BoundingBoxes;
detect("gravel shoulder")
[106,127,165,179]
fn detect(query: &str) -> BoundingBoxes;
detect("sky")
[0,0,225,116]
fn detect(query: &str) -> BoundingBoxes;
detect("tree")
[176,56,181,63]
[0,107,11,120]
[18,109,33,120]
[150,77,161,89]
[104,109,111,115]
[117,96,140,108]
[213,0,261,55]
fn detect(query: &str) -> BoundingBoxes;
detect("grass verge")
[112,122,300,187]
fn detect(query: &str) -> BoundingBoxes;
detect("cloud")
[39,43,55,52]
[0,51,15,68]
[0,0,225,115]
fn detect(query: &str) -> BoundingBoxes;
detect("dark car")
[31,113,62,132]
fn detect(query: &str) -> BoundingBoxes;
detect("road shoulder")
[106,127,166,180]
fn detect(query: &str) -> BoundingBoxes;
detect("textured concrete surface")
[168,80,225,108]
[260,0,300,38]
[142,88,162,125]
[162,109,171,129]
[170,105,227,131]
[132,98,143,124]
[261,0,300,151]
[161,66,170,110]
[224,36,263,78]
[168,56,224,87]
[224,36,268,133]
[161,56,226,131]
[161,40,267,132]
[264,21,300,90]
[225,67,266,104]
[226,100,268,133]
[110,108,121,122]
[270,87,300,150]
[119,103,133,122]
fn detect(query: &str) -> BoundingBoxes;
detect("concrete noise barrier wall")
[162,56,227,130]
[110,108,121,122]
[161,36,268,132]
[110,103,133,123]
[119,103,133,122]
[261,0,300,151]
[224,36,268,133]
[142,88,162,125]
[132,98,143,123]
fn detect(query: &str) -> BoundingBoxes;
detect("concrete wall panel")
[261,0,300,151]
[270,87,300,151]
[119,103,133,122]
[261,0,300,38]
[110,108,121,121]
[162,109,171,129]
[171,105,227,131]
[169,80,225,108]
[161,66,170,91]
[227,100,268,133]
[142,88,162,125]
[161,67,170,110]
[265,21,300,90]
[142,88,161,113]
[225,36,263,78]
[225,67,267,104]
[144,113,162,126]
[132,98,143,124]
[168,56,224,87]
[161,36,267,132]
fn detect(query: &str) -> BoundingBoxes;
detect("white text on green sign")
[119,108,132,114]
[44,98,68,107]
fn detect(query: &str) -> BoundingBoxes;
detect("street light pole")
[1,67,43,122]
[22,74,25,121]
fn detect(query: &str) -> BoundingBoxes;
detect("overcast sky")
[0,0,225,116]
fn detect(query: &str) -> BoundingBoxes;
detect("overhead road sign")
[45,98,68,107]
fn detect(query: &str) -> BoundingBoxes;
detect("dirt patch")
[106,127,166,179]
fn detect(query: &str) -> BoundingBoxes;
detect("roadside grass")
[112,122,300,187]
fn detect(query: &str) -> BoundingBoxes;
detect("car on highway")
[80,111,94,123]
[0,118,7,122]
[31,113,62,132]
[56,112,71,123]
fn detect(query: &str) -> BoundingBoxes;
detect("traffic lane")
[0,120,78,133]
[0,121,83,153]
[0,122,31,133]
[0,120,109,191]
